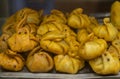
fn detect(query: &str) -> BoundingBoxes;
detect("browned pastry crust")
[0,49,24,71]
[26,46,54,72]
[54,54,84,74]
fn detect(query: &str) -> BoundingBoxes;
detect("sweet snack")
[26,46,54,72]
[40,31,69,55]
[0,49,24,71]
[8,23,38,52]
[93,18,118,41]
[89,50,120,75]
[86,16,99,33]
[77,29,95,45]
[111,1,120,30]
[2,8,40,36]
[0,34,10,52]
[37,21,64,39]
[15,8,40,25]
[54,54,84,74]
[79,38,107,60]
[67,8,91,29]
[43,9,67,24]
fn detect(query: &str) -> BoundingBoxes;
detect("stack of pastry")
[37,9,85,74]
[68,7,120,75]
[0,1,120,75]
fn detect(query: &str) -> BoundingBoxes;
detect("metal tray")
[0,63,120,79]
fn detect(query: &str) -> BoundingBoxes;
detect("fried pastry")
[108,45,120,71]
[8,25,38,52]
[0,34,10,52]
[16,8,40,25]
[64,34,80,58]
[111,1,120,30]
[116,32,120,40]
[0,49,24,71]
[26,46,54,72]
[43,9,66,24]
[40,31,69,55]
[93,18,118,41]
[79,39,107,60]
[37,21,64,39]
[89,50,120,75]
[39,24,80,57]
[2,8,40,35]
[1,14,16,35]
[77,29,95,45]
[112,39,120,56]
[86,16,99,33]
[63,26,80,58]
[68,8,90,29]
[54,55,85,74]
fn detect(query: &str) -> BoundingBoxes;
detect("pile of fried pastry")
[0,1,120,75]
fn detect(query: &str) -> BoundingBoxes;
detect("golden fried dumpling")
[89,50,120,75]
[64,35,79,58]
[65,36,80,58]
[116,32,120,40]
[65,36,80,57]
[1,14,16,35]
[2,8,40,35]
[2,19,16,36]
[15,15,38,35]
[16,8,40,25]
[62,24,77,37]
[2,24,15,36]
[16,23,38,35]
[67,8,90,29]
[40,31,69,55]
[112,39,120,55]
[39,23,80,57]
[54,55,85,74]
[8,26,38,52]
[62,26,80,58]
[108,40,120,70]
[77,29,95,45]
[0,49,24,71]
[108,45,120,71]
[111,1,120,30]
[0,34,10,52]
[25,24,38,35]
[108,46,118,54]
[86,16,99,33]
[79,39,107,60]
[108,45,120,60]
[93,18,118,41]
[43,9,66,24]
[26,46,54,72]
[37,21,63,38]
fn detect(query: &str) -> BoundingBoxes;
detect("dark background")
[0,0,114,17]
